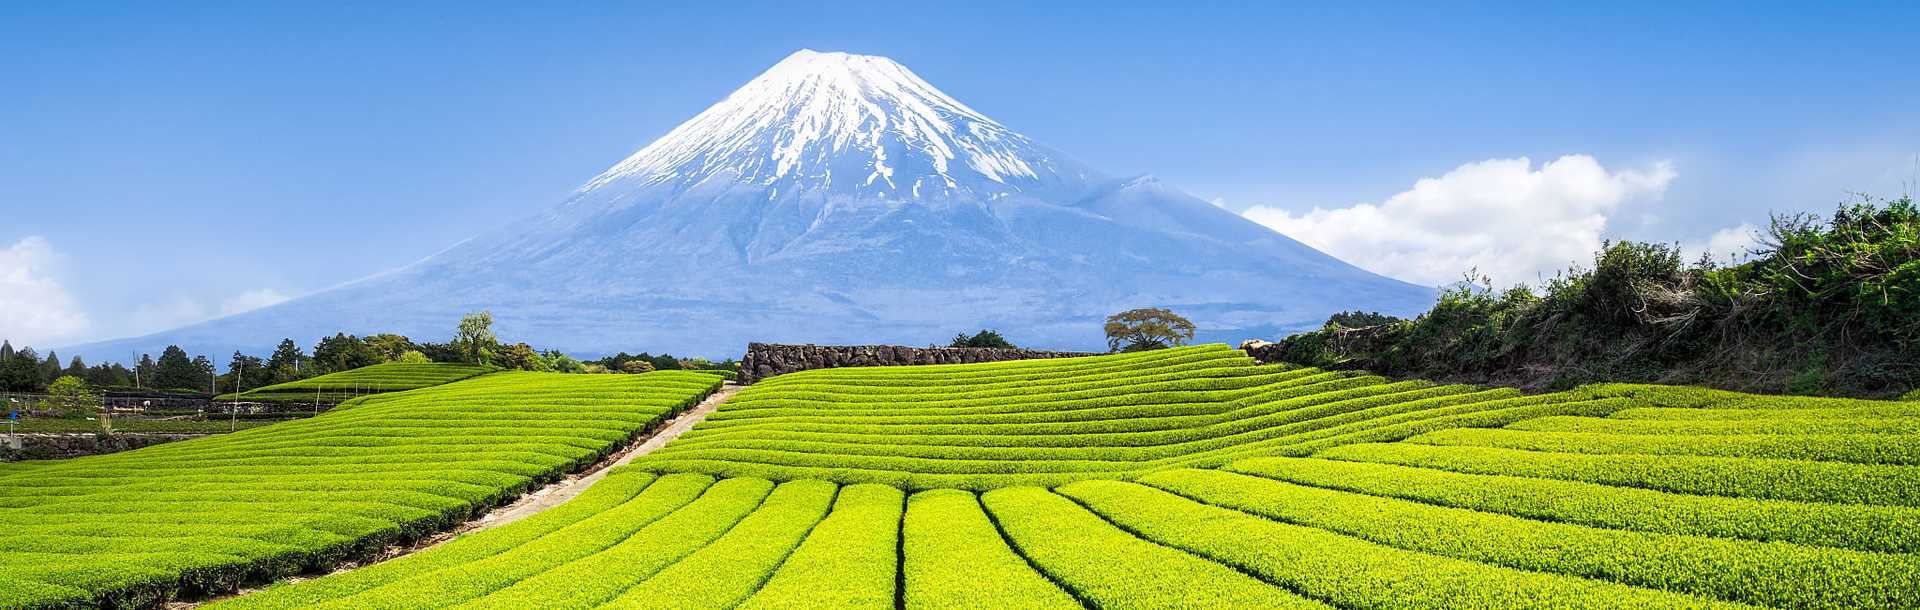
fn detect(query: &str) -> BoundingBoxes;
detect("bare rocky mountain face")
[71,50,1432,360]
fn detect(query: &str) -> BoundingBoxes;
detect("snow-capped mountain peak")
[580,49,1090,198]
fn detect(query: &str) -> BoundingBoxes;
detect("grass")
[18,345,1911,609]
[215,362,501,403]
[0,370,721,608]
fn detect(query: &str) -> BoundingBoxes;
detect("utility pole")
[230,362,242,433]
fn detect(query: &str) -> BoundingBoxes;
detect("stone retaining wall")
[739,343,1101,384]
[2,433,203,461]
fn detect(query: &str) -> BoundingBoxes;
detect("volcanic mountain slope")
[71,50,1431,360]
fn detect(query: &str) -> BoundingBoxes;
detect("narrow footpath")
[173,382,742,608]
[442,381,743,535]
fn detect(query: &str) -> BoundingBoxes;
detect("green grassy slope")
[210,346,1916,609]
[0,371,721,609]
[216,362,501,403]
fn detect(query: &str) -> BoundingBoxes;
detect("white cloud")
[0,236,90,345]
[220,288,290,316]
[1207,196,1230,209]
[1243,155,1677,287]
[129,295,212,337]
[127,288,294,337]
[1683,223,1764,265]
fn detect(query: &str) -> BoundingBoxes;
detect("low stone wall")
[739,343,1101,384]
[2,433,204,461]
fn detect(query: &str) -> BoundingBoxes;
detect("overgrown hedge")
[1269,196,1918,398]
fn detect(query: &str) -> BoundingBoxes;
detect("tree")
[40,351,62,385]
[363,334,417,363]
[135,354,156,388]
[496,343,550,372]
[1325,311,1403,329]
[544,350,585,373]
[396,350,432,364]
[620,360,656,374]
[313,333,380,373]
[85,362,132,388]
[64,355,87,380]
[453,311,499,365]
[152,346,201,390]
[1104,307,1196,353]
[0,344,44,391]
[40,376,101,418]
[223,352,268,392]
[949,329,1015,349]
[266,339,307,384]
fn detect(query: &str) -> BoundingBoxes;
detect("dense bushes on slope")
[1267,196,1918,398]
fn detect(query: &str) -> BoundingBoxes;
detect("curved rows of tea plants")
[217,362,501,403]
[628,345,1627,489]
[209,347,1918,609]
[0,370,721,609]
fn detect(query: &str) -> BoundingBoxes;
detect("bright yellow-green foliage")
[61,348,1920,609]
[628,345,1629,489]
[216,362,501,402]
[0,371,720,609]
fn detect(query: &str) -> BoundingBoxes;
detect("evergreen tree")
[222,352,269,392]
[40,351,62,385]
[191,355,216,393]
[152,346,200,390]
[0,345,42,391]
[135,354,157,388]
[266,339,306,384]
[64,356,87,380]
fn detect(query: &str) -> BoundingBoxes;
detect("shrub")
[949,329,1015,349]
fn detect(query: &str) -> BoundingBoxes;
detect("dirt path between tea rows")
[171,382,743,608]
[441,382,743,535]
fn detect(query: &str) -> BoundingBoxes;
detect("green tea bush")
[1,371,720,608]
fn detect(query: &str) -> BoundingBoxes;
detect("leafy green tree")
[1326,311,1403,329]
[453,311,499,365]
[363,334,417,363]
[1104,307,1197,353]
[950,329,1016,349]
[312,333,380,373]
[496,342,551,372]
[40,376,101,418]
[396,350,432,364]
[544,350,585,373]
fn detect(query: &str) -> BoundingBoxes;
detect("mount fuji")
[70,50,1433,361]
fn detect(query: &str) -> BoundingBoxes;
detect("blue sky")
[3,1,1917,347]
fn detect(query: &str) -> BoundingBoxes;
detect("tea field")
[215,362,501,403]
[0,370,723,608]
[199,345,1915,610]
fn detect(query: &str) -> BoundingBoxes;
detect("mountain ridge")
[66,50,1433,362]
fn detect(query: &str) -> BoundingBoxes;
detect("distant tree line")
[0,310,738,395]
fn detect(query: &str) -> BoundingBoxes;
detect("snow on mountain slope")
[66,50,1434,362]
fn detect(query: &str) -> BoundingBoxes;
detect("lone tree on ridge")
[1104,307,1196,353]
